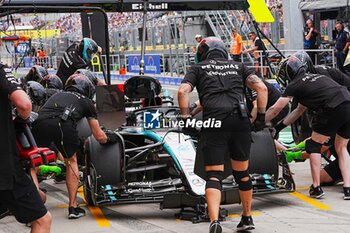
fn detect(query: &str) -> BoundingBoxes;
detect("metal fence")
[0,55,58,70]
[97,53,192,77]
[250,49,335,79]
[1,48,336,79]
[97,48,336,78]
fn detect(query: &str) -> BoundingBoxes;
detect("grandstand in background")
[0,0,336,77]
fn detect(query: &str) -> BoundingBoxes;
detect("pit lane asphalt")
[2,161,350,233]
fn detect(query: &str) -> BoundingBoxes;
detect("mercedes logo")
[192,178,205,186]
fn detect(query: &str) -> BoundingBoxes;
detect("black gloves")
[100,126,119,145]
[181,117,200,137]
[252,113,266,132]
[273,121,287,139]
[13,116,30,127]
[189,102,198,116]
[104,131,119,145]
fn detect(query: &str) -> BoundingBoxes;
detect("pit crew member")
[31,74,115,219]
[0,63,52,232]
[75,69,105,86]
[40,74,64,100]
[178,37,267,232]
[56,38,102,85]
[266,55,350,200]
[21,65,48,84]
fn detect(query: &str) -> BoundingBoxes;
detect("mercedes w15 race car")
[0,0,295,223]
[82,75,295,223]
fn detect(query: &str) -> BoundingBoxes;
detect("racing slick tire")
[83,163,97,206]
[84,133,125,205]
[290,100,312,144]
[249,129,278,179]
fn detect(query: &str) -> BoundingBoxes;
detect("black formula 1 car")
[82,75,295,223]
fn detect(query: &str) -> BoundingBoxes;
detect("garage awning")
[299,0,349,11]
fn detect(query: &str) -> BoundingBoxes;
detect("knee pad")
[232,169,252,191]
[205,171,223,191]
[305,139,322,154]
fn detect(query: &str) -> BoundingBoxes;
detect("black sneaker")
[0,206,9,220]
[309,185,325,199]
[237,215,255,232]
[344,187,350,200]
[68,206,86,219]
[209,220,222,233]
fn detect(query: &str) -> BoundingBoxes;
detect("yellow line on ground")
[228,212,262,218]
[289,192,331,211]
[56,203,87,208]
[77,189,111,227]
[296,186,310,191]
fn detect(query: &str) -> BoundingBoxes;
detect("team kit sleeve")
[84,99,98,120]
[282,84,296,98]
[71,51,88,70]
[182,65,199,88]
[241,63,256,81]
[329,68,350,88]
[0,66,22,96]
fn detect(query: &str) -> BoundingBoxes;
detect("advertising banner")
[128,55,161,74]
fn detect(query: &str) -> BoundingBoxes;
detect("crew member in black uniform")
[297,52,350,183]
[0,64,52,232]
[56,38,101,85]
[75,68,105,86]
[320,146,349,186]
[245,79,290,152]
[22,65,48,84]
[287,51,350,90]
[274,51,350,137]
[190,78,288,152]
[266,55,350,200]
[25,81,46,112]
[178,37,267,232]
[274,51,350,186]
[246,79,288,126]
[190,79,287,127]
[32,74,117,219]
[313,65,350,89]
[41,74,64,90]
[40,74,64,101]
